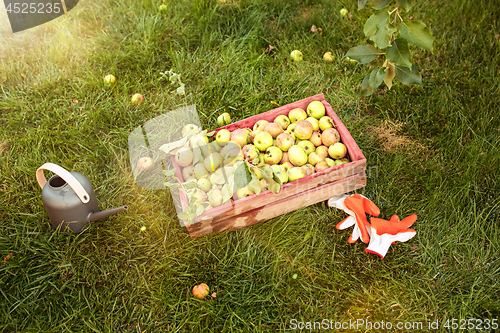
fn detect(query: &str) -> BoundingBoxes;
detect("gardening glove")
[365,214,417,259]
[327,193,380,244]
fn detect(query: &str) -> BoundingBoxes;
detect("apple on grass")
[264,146,283,165]
[216,129,231,146]
[294,120,313,140]
[104,74,116,85]
[159,4,167,12]
[131,93,144,105]
[276,132,294,152]
[323,52,335,63]
[319,116,334,131]
[253,120,269,131]
[288,108,307,123]
[288,145,308,167]
[264,122,283,138]
[290,50,303,62]
[136,157,153,171]
[306,101,326,119]
[274,115,291,130]
[340,8,348,17]
[192,283,209,299]
[254,131,274,152]
[217,112,232,126]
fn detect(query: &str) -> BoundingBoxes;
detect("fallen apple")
[340,8,348,17]
[104,74,116,85]
[159,4,168,12]
[323,52,335,63]
[136,156,154,171]
[192,283,209,299]
[290,50,303,62]
[131,93,144,105]
[306,101,326,119]
[217,112,232,126]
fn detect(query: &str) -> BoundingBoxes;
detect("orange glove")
[365,214,417,258]
[327,194,380,244]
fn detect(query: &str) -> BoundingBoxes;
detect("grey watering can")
[36,163,128,233]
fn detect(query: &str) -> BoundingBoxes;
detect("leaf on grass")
[363,11,395,49]
[372,0,392,9]
[345,44,379,64]
[369,67,386,91]
[358,0,369,10]
[400,20,434,53]
[386,38,412,69]
[361,73,374,97]
[384,61,396,89]
[395,64,422,86]
[397,0,412,11]
[265,44,276,53]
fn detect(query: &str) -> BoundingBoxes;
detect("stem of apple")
[390,6,399,44]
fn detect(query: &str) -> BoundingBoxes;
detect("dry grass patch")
[369,120,429,154]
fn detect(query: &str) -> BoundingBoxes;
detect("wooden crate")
[178,94,366,238]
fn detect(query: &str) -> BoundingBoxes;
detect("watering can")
[36,163,128,233]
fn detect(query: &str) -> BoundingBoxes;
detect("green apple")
[235,186,250,199]
[204,152,223,172]
[290,50,303,62]
[288,145,308,167]
[316,145,329,159]
[329,142,347,159]
[131,93,144,105]
[288,167,306,182]
[286,123,296,137]
[276,132,294,152]
[182,165,195,180]
[217,112,232,126]
[306,101,326,119]
[159,4,168,12]
[321,128,340,147]
[208,141,221,153]
[264,146,283,165]
[345,56,358,63]
[254,131,274,152]
[104,74,116,85]
[319,116,334,131]
[136,156,154,171]
[182,124,200,137]
[230,128,250,148]
[323,52,335,63]
[253,120,269,131]
[216,129,231,146]
[308,152,325,166]
[271,164,288,184]
[175,146,194,167]
[297,140,315,156]
[315,161,330,172]
[242,144,259,163]
[208,188,223,207]
[264,122,283,138]
[309,131,322,146]
[288,108,307,123]
[274,115,291,130]
[340,8,348,17]
[194,163,209,179]
[294,120,313,140]
[281,161,294,173]
[306,117,320,131]
[197,178,211,192]
[325,158,336,168]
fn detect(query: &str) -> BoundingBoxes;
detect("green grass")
[1,0,499,331]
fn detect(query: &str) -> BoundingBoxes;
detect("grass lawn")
[1,0,499,331]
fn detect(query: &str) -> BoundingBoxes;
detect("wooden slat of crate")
[185,172,366,238]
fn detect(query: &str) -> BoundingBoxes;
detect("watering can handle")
[36,163,91,204]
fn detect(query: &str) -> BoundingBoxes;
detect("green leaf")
[247,174,261,196]
[233,162,252,191]
[395,64,422,86]
[400,20,434,53]
[259,165,281,194]
[358,0,369,10]
[369,68,386,90]
[386,38,412,68]
[397,0,412,11]
[345,44,380,64]
[372,0,392,9]
[384,62,396,89]
[361,74,374,97]
[363,11,395,49]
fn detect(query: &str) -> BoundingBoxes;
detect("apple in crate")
[297,140,315,156]
[274,115,291,130]
[306,101,326,119]
[321,128,340,147]
[329,142,347,159]
[319,116,334,131]
[216,129,231,146]
[288,145,307,167]
[230,129,250,148]
[254,131,274,152]
[264,146,282,165]
[253,120,269,131]
[175,146,194,167]
[294,120,313,140]
[276,132,294,152]
[288,108,307,123]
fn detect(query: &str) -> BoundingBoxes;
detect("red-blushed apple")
[288,145,308,166]
[290,50,303,62]
[131,93,144,105]
[230,128,250,148]
[192,188,207,203]
[281,161,293,173]
[287,166,306,182]
[329,142,347,159]
[216,129,231,146]
[254,131,274,152]
[175,146,194,167]
[217,112,232,126]
[253,120,269,131]
[208,188,223,207]
[306,117,320,131]
[251,129,263,143]
[182,165,195,180]
[319,116,334,131]
[295,120,313,140]
[194,163,209,179]
[276,132,294,152]
[242,144,259,163]
[274,115,291,130]
[260,179,268,191]
[321,128,340,147]
[136,156,154,171]
[264,146,283,165]
[192,283,209,299]
[265,122,283,138]
[308,152,324,166]
[204,152,223,172]
[315,161,330,172]
[280,151,290,164]
[302,164,315,176]
[271,164,288,184]
[323,52,335,62]
[288,108,307,123]
[197,177,211,192]
[104,74,116,85]
[309,131,322,146]
[316,145,329,159]
[297,140,315,155]
[286,123,296,137]
[306,101,326,119]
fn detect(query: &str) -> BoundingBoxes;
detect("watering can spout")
[88,206,129,222]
